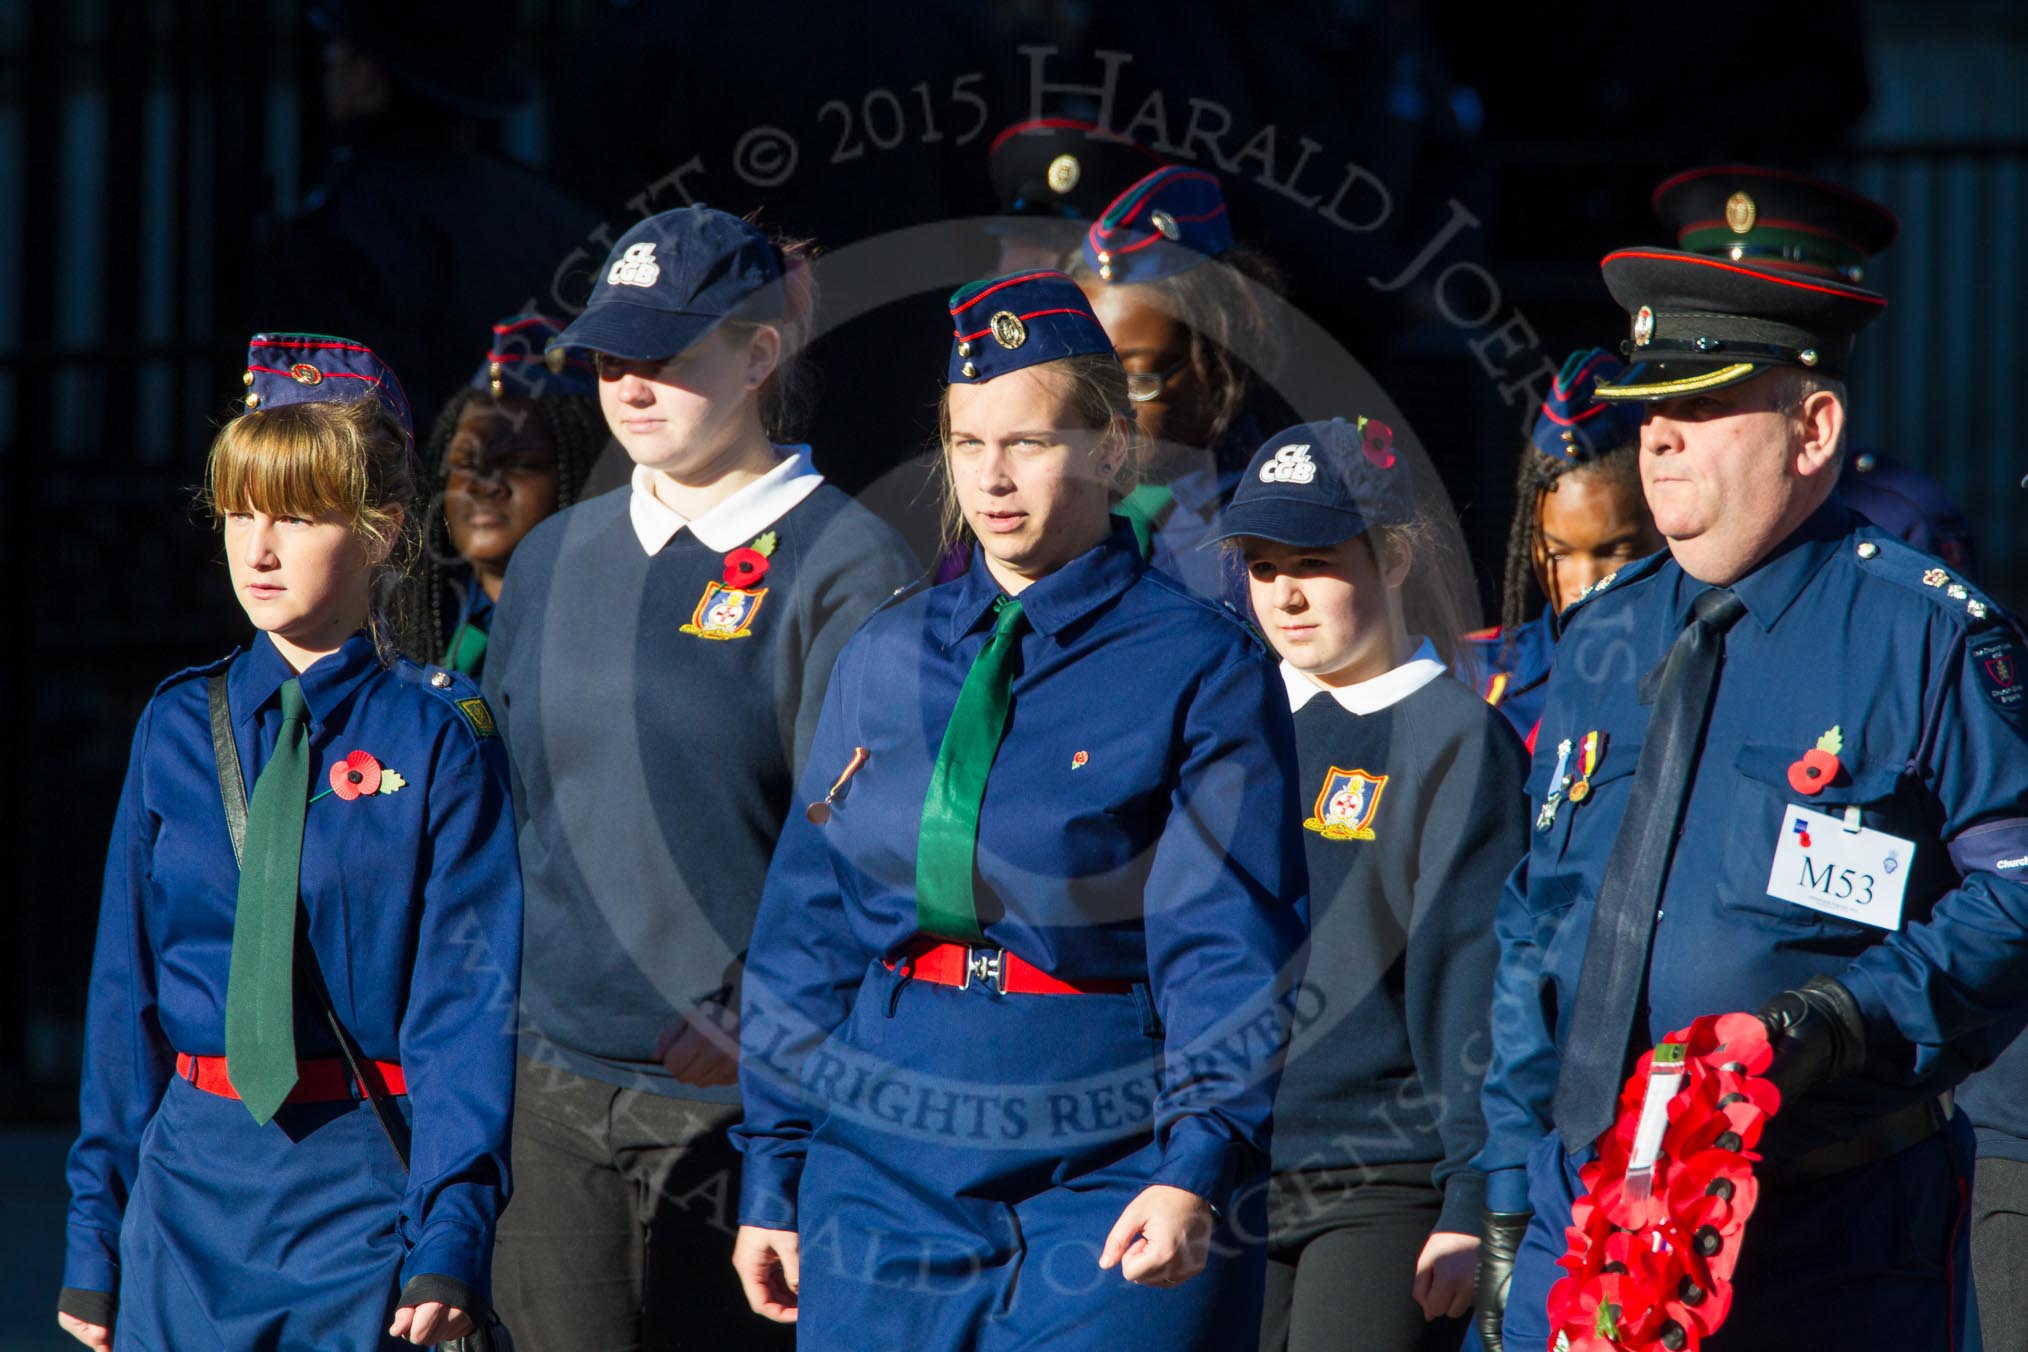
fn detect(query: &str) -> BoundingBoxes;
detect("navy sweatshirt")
[485,465,916,1101]
[1269,647,1530,1235]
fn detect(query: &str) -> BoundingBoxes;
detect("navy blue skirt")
[115,1075,411,1351]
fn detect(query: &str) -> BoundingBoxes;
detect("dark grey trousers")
[491,1057,793,1352]
[1975,1156,2028,1352]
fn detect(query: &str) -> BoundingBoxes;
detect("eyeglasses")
[1125,356,1193,404]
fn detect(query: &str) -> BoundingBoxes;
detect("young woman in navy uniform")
[731,272,1310,1347]
[1457,349,1658,750]
[59,335,521,1349]
[482,207,915,1350]
[1214,419,1529,1350]
[423,314,604,679]
[1066,165,1285,597]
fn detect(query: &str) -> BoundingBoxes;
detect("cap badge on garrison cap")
[289,362,323,385]
[990,311,1028,350]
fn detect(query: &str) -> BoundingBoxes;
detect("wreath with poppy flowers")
[1548,1012,1782,1352]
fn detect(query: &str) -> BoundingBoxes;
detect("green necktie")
[447,619,489,675]
[1114,483,1176,561]
[916,597,1028,943]
[225,677,309,1123]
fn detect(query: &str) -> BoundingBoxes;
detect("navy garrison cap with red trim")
[1590,248,1886,402]
[1532,348,1643,460]
[1082,166,1232,285]
[988,119,1169,221]
[1653,164,1897,285]
[241,333,413,442]
[948,271,1115,385]
[469,314,594,401]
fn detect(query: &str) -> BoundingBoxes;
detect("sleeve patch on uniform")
[1971,635,2026,717]
[455,696,498,738]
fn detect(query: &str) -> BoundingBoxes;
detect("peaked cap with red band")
[947,271,1115,385]
[988,118,1169,222]
[1653,163,1897,284]
[468,313,595,401]
[241,332,413,442]
[1531,347,1644,461]
[1591,248,1886,402]
[1082,165,1232,285]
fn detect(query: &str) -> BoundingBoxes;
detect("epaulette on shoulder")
[1135,568,1270,653]
[870,573,935,616]
[1560,549,1669,625]
[395,658,499,739]
[152,648,240,700]
[1847,528,2011,632]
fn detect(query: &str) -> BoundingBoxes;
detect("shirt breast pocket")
[1720,743,1912,935]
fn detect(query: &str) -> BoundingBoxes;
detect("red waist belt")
[175,1052,407,1102]
[890,940,1136,996]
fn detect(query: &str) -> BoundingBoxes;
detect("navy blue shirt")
[486,472,916,1100]
[1477,500,2028,1212]
[733,522,1311,1226]
[1457,608,1555,750]
[65,631,522,1295]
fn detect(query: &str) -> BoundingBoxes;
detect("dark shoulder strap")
[204,673,413,1171]
[207,674,248,864]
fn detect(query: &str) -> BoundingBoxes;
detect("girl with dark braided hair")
[422,314,605,677]
[1458,348,1660,749]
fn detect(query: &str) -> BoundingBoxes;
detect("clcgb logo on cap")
[1633,305,1656,347]
[608,242,661,288]
[289,362,322,386]
[1260,444,1317,485]
[1047,154,1080,194]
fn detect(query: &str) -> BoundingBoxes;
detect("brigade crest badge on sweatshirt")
[682,582,767,640]
[1304,766,1388,841]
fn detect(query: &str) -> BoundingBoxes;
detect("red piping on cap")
[1600,250,1888,304]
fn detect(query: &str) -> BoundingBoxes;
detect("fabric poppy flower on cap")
[1360,416,1396,469]
[330,750,383,801]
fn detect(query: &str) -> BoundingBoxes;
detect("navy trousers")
[1504,1116,1978,1351]
[791,961,1267,1349]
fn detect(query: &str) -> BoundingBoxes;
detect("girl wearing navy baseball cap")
[483,206,916,1349]
[732,271,1308,1347]
[1213,418,1529,1352]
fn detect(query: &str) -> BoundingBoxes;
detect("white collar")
[628,446,825,556]
[1282,638,1447,715]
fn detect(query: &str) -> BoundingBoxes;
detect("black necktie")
[1552,587,1748,1149]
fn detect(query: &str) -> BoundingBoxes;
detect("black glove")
[1757,975,1867,1103]
[1475,1207,1531,1352]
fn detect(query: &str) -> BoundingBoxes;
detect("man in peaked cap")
[1654,163,1978,575]
[986,118,1168,274]
[1473,245,2028,1351]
